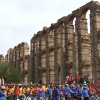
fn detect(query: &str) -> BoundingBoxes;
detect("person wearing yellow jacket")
[19,85,23,99]
[7,85,14,100]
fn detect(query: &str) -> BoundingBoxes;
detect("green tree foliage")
[0,62,22,83]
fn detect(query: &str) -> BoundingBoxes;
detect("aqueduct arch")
[29,1,100,86]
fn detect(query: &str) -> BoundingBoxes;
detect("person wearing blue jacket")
[83,87,89,100]
[77,84,83,100]
[0,86,6,100]
[47,86,53,99]
[55,85,61,100]
[63,84,74,100]
[59,85,63,100]
[37,89,45,100]
[71,85,77,99]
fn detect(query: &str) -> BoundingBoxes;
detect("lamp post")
[9,72,14,82]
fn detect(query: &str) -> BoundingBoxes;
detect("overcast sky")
[0,0,96,56]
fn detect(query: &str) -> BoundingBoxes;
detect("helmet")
[1,86,6,90]
[39,89,42,92]
[84,84,87,86]
[59,85,62,87]
[42,88,45,92]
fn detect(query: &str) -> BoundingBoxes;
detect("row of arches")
[29,1,100,85]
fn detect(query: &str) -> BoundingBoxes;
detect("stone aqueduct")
[1,1,100,86]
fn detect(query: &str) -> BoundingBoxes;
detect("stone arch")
[79,1,99,18]
[58,21,64,27]
[80,8,89,18]
[57,17,65,29]
[67,14,76,24]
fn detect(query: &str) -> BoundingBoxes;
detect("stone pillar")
[13,49,16,67]
[73,32,78,78]
[46,32,50,84]
[34,39,38,83]
[38,38,42,82]
[54,29,59,83]
[24,56,29,83]
[90,10,100,85]
[41,35,46,83]
[33,40,36,83]
[16,47,20,70]
[60,27,66,83]
[65,24,74,76]
[76,18,91,76]
[35,39,40,83]
[29,39,36,83]
[90,11,96,79]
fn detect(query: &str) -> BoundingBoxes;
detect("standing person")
[19,85,23,100]
[66,76,69,82]
[7,85,14,100]
[59,85,63,100]
[14,85,19,99]
[63,84,74,100]
[71,76,74,83]
[83,86,89,100]
[78,76,81,84]
[91,84,96,95]
[80,76,84,85]
[37,89,45,100]
[95,83,98,93]
[92,78,95,85]
[71,85,77,99]
[0,86,7,100]
[68,77,72,85]
[54,85,61,100]
[75,77,78,84]
[77,84,83,100]
[47,85,53,100]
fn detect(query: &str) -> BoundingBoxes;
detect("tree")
[0,62,22,83]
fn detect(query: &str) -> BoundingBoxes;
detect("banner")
[2,78,4,85]
[0,78,1,86]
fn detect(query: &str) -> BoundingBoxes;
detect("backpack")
[68,77,71,82]
[71,77,74,82]
[64,92,67,95]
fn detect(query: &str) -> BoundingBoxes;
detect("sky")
[0,0,97,56]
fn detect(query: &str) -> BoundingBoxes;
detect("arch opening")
[81,8,90,34]
[73,17,76,32]
[86,10,90,34]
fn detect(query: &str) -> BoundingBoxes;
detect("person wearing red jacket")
[14,85,19,99]
[95,84,98,93]
[78,76,81,84]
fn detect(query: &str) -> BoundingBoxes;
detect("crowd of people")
[0,74,100,100]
